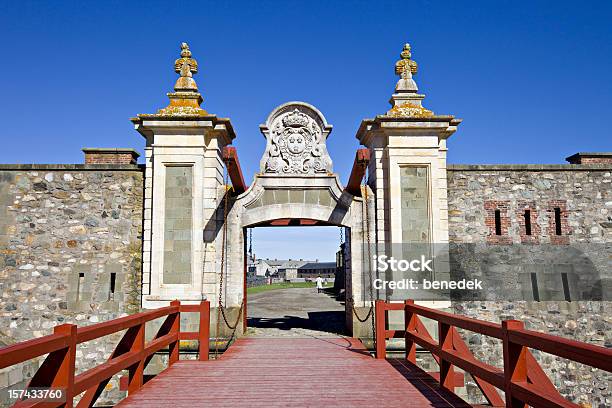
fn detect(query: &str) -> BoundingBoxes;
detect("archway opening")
[244,223,349,337]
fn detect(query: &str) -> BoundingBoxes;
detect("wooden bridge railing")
[0,300,210,408]
[375,299,612,408]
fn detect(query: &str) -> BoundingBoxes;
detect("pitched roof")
[299,262,337,270]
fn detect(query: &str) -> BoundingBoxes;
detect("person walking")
[315,275,324,293]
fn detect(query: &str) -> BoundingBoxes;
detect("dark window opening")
[561,273,571,302]
[530,273,540,302]
[554,207,562,235]
[110,273,116,293]
[524,210,532,235]
[77,272,85,302]
[494,210,502,235]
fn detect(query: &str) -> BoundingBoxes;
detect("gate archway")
[221,102,374,337]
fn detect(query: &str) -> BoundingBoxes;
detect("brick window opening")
[494,210,502,235]
[554,207,562,235]
[524,210,532,236]
[561,273,571,302]
[77,272,85,302]
[530,273,540,302]
[485,200,511,245]
[109,272,117,301]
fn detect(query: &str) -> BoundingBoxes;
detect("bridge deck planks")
[116,337,472,407]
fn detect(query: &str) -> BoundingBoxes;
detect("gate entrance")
[221,102,374,338]
[134,42,460,347]
[244,225,346,337]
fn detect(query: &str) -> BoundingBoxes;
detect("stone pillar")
[356,43,461,307]
[131,43,235,309]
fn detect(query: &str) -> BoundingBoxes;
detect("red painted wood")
[269,218,291,226]
[503,320,528,408]
[346,149,370,196]
[52,324,76,408]
[222,146,247,194]
[3,301,210,408]
[199,300,210,361]
[375,300,386,359]
[169,300,180,365]
[0,332,70,370]
[116,337,472,407]
[377,299,609,408]
[438,322,455,392]
[509,327,612,372]
[404,299,417,363]
[450,327,504,406]
[128,323,145,393]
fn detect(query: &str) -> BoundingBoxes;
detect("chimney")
[566,152,612,165]
[83,148,140,165]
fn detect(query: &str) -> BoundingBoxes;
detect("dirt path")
[246,287,346,337]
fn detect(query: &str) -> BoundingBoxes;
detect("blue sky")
[1,1,611,259]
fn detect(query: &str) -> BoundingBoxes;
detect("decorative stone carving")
[385,42,434,118]
[387,102,433,118]
[395,43,418,78]
[260,102,333,175]
[137,42,209,118]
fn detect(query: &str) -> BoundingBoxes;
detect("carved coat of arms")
[261,105,333,175]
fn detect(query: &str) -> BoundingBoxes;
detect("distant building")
[247,258,287,277]
[297,262,337,279]
[247,257,339,282]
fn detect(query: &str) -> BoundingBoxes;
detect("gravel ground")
[245,287,347,337]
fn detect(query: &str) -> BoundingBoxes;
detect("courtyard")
[246,287,346,337]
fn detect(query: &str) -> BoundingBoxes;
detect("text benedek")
[373,278,483,290]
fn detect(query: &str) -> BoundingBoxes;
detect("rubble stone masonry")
[0,164,143,405]
[447,164,611,406]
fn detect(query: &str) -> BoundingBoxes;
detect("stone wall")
[447,164,611,406]
[0,164,143,406]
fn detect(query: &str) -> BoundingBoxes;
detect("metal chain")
[363,167,377,350]
[214,162,245,357]
[347,161,377,347]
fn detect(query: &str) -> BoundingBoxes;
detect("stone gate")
[131,42,459,339]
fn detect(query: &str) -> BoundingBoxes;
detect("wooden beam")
[346,149,370,196]
[222,146,248,194]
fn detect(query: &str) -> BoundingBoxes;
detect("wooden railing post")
[199,300,210,361]
[53,323,77,408]
[375,300,386,359]
[438,321,455,392]
[169,300,180,365]
[127,322,145,393]
[502,320,528,408]
[404,299,417,363]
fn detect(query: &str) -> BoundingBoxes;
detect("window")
[524,210,532,236]
[109,272,117,301]
[530,273,540,302]
[76,272,85,302]
[561,273,571,302]
[554,207,562,235]
[494,210,502,235]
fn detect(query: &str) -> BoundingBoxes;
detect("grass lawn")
[247,281,333,295]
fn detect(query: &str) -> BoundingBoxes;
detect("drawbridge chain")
[347,160,377,348]
[215,160,245,357]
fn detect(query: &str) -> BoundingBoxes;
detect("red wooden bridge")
[1,300,611,408]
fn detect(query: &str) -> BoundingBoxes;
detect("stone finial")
[395,43,418,79]
[173,42,199,92]
[142,42,208,116]
[174,43,198,75]
[385,42,433,118]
